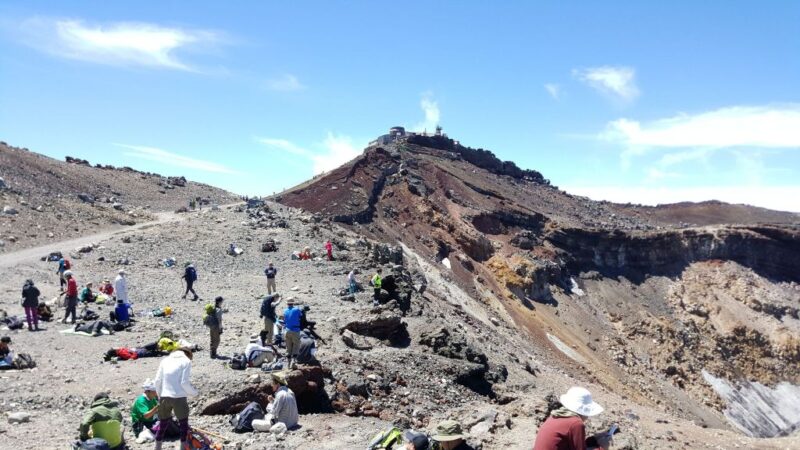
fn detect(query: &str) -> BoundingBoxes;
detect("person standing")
[325,240,333,261]
[282,299,302,367]
[260,293,282,344]
[181,263,199,301]
[114,270,128,304]
[62,271,78,324]
[57,257,69,291]
[153,347,197,450]
[347,269,358,295]
[371,268,383,306]
[21,279,40,331]
[264,262,278,294]
[203,297,224,359]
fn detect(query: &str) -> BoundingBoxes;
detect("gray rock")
[3,206,18,215]
[0,177,5,189]
[77,193,95,204]
[112,202,124,211]
[7,412,31,424]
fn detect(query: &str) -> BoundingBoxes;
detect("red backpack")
[64,259,72,270]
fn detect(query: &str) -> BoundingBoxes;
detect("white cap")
[142,378,156,392]
[560,387,604,417]
[118,269,126,275]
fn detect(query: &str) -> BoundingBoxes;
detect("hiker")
[131,379,159,438]
[114,270,128,304]
[112,297,133,324]
[371,268,383,306]
[153,347,197,449]
[295,329,318,365]
[432,420,473,450]
[259,293,282,344]
[78,392,125,450]
[264,262,278,294]
[100,279,114,296]
[37,303,53,322]
[325,239,333,260]
[57,256,69,291]
[79,282,96,303]
[403,430,430,450]
[182,263,199,301]
[282,299,302,367]
[245,330,276,367]
[203,297,224,359]
[21,279,40,331]
[532,387,610,450]
[266,373,298,429]
[63,271,79,324]
[348,269,358,295]
[0,336,13,366]
[298,246,311,260]
[75,320,115,336]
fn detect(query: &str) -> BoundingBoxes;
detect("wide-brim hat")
[560,386,604,417]
[432,420,464,442]
[63,270,73,277]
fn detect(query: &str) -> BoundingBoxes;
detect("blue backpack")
[186,267,198,282]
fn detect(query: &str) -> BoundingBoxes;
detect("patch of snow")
[441,257,451,269]
[702,370,800,438]
[570,277,585,296]
[547,333,586,363]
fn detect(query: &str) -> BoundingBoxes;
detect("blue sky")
[1,1,799,211]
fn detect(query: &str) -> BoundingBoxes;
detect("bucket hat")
[432,420,464,442]
[560,386,604,417]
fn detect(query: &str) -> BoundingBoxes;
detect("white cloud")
[544,83,561,100]
[602,105,800,148]
[565,185,800,213]
[19,17,221,70]
[257,133,364,175]
[574,66,639,102]
[116,144,237,174]
[412,93,440,133]
[265,74,306,92]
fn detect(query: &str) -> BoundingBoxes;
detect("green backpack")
[367,426,403,450]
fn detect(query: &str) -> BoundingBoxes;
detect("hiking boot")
[192,296,199,301]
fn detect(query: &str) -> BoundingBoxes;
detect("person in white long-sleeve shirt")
[152,348,197,449]
[114,270,129,303]
[266,374,298,429]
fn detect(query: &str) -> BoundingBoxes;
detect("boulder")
[0,177,6,189]
[112,202,124,211]
[77,193,95,204]
[2,206,18,215]
[341,329,375,350]
[342,312,408,345]
[372,244,403,265]
[167,176,187,187]
[7,412,31,424]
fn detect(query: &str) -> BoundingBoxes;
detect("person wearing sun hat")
[432,419,473,449]
[532,386,611,450]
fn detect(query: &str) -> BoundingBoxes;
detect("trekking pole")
[191,427,229,443]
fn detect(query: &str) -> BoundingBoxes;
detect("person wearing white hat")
[532,387,611,450]
[131,379,158,437]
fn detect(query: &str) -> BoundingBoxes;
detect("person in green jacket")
[131,379,159,437]
[79,392,124,449]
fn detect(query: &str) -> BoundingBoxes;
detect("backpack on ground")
[367,426,403,450]
[182,429,217,450]
[230,353,247,370]
[229,401,265,433]
[64,259,72,270]
[12,353,36,370]
[76,438,110,450]
[82,309,99,321]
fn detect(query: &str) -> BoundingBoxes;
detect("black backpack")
[186,267,198,282]
[230,353,247,370]
[77,438,110,450]
[229,401,265,433]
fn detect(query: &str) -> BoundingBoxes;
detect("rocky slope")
[0,142,239,253]
[278,135,800,442]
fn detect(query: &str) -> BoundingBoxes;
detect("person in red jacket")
[532,387,611,450]
[325,240,333,261]
[62,271,79,324]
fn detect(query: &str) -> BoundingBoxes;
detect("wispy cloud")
[265,74,306,92]
[18,17,223,71]
[601,105,800,149]
[544,83,561,100]
[564,185,800,213]
[257,133,364,175]
[574,66,639,102]
[412,92,441,133]
[116,144,237,174]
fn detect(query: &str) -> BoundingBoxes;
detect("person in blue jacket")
[282,299,302,367]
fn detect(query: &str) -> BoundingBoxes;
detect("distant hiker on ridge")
[325,239,333,261]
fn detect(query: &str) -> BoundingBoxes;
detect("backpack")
[182,429,217,450]
[12,353,36,370]
[230,401,265,433]
[230,353,247,370]
[367,426,403,450]
[77,438,110,450]
[186,267,197,282]
[82,309,99,321]
[64,259,72,270]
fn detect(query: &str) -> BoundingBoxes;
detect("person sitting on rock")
[79,282,96,303]
[111,297,133,325]
[295,329,318,366]
[0,336,14,368]
[99,279,114,296]
[245,330,276,367]
[432,420,474,450]
[266,373,298,429]
[131,379,159,438]
[298,246,312,260]
[79,392,125,450]
[532,387,611,450]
